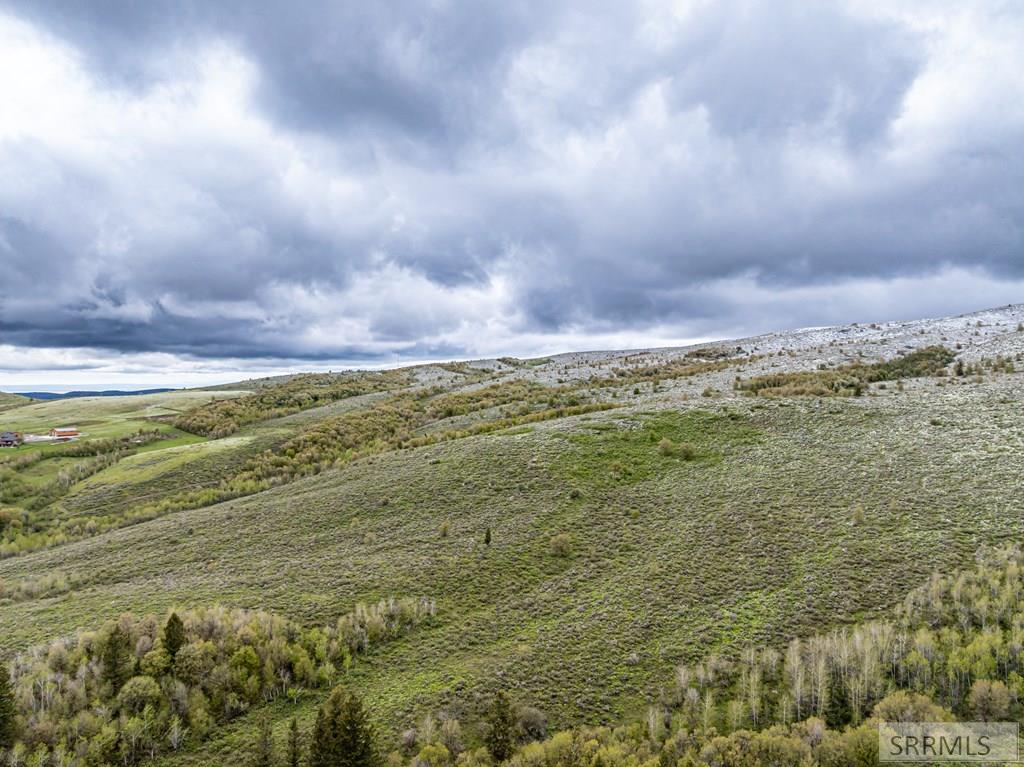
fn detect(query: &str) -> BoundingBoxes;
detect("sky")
[0,1,1022,389]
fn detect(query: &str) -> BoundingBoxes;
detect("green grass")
[0,389,250,442]
[0,392,257,557]
[553,409,760,489]
[3,374,1024,765]
[0,391,29,412]
[77,436,250,489]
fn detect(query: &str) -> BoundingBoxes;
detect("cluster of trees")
[955,354,1020,377]
[43,433,170,460]
[0,570,78,603]
[261,688,380,767]
[0,431,166,508]
[737,346,957,397]
[173,373,409,438]
[488,691,950,767]
[0,598,434,765]
[417,381,584,421]
[245,684,1005,767]
[17,453,123,512]
[225,380,606,487]
[248,688,530,767]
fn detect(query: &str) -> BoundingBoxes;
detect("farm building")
[49,427,79,440]
[0,431,23,447]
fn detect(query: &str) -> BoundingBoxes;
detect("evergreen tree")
[0,665,17,750]
[310,687,378,767]
[288,717,303,767]
[254,714,274,767]
[164,612,187,663]
[484,692,515,763]
[484,527,492,546]
[102,624,131,693]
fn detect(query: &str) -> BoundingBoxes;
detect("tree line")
[736,346,957,397]
[172,373,410,438]
[246,687,521,767]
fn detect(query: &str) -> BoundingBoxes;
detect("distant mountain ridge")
[12,388,176,401]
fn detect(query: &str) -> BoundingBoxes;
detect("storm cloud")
[0,0,1022,382]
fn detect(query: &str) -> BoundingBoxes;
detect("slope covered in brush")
[0,307,1023,766]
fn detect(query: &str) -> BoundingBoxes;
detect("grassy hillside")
[0,389,250,442]
[5,382,1024,762]
[0,391,29,412]
[2,307,1024,766]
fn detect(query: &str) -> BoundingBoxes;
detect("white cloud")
[0,1,1022,385]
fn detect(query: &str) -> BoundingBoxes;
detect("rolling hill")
[0,391,29,412]
[13,388,177,401]
[2,305,1024,765]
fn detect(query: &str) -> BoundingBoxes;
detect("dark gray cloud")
[3,0,555,152]
[0,0,1022,374]
[665,1,919,145]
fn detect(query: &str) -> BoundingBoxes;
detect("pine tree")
[484,692,515,763]
[310,687,378,767]
[338,693,377,767]
[288,717,302,767]
[164,612,187,663]
[484,527,492,546]
[102,624,131,693]
[254,714,275,767]
[0,664,17,750]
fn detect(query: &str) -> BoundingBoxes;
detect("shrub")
[678,442,697,461]
[516,706,547,743]
[439,718,464,756]
[549,534,573,558]
[173,371,408,437]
